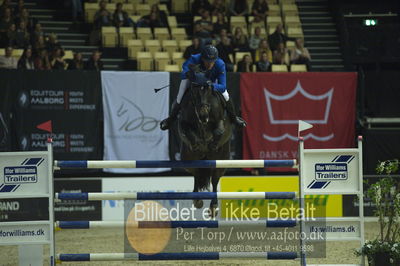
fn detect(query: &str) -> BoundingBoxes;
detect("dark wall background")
[0,70,399,175]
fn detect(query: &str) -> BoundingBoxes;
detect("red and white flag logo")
[240,73,357,171]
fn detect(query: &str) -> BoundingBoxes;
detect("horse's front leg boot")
[214,120,225,136]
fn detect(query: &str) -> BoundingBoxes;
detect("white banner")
[101,71,170,173]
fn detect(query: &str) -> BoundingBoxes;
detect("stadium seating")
[119,27,135,47]
[291,64,307,72]
[272,64,289,72]
[102,27,118,47]
[137,51,153,70]
[127,39,143,59]
[154,52,170,71]
[162,40,179,57]
[163,64,180,72]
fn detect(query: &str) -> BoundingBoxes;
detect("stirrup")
[235,117,247,128]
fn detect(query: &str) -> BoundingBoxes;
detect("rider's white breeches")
[176,79,229,104]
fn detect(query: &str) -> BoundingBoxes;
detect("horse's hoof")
[193,199,203,209]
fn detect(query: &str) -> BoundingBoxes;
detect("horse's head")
[191,80,213,125]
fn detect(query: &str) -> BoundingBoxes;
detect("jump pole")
[56,219,297,229]
[55,191,296,201]
[54,159,297,169]
[57,252,299,261]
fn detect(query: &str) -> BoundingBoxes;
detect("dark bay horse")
[178,68,232,217]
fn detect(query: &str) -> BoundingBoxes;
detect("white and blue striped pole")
[55,191,296,201]
[57,252,298,261]
[56,219,297,229]
[54,159,297,169]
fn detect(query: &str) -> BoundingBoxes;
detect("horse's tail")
[195,168,212,191]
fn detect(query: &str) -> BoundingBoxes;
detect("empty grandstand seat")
[84,3,98,23]
[12,49,23,57]
[284,15,301,30]
[122,3,134,15]
[287,27,304,38]
[154,28,170,41]
[167,16,178,28]
[172,52,185,66]
[137,52,153,71]
[291,64,307,72]
[193,16,201,24]
[158,4,169,15]
[64,50,74,60]
[146,0,160,5]
[281,4,299,16]
[267,16,283,32]
[268,4,281,16]
[154,52,171,71]
[144,40,161,55]
[0,49,22,57]
[171,28,187,41]
[102,26,118,47]
[272,64,288,72]
[119,27,134,47]
[171,0,188,13]
[129,15,141,24]
[163,64,180,72]
[162,40,179,57]
[136,4,150,16]
[286,40,295,48]
[127,39,143,59]
[136,27,152,40]
[178,39,192,52]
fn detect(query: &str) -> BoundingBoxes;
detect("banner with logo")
[241,73,357,171]
[101,71,170,173]
[11,70,101,160]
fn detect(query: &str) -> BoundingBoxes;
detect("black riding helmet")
[201,45,218,62]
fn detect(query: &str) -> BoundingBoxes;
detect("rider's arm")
[181,55,197,80]
[212,61,227,93]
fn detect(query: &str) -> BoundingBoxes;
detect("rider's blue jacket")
[180,54,227,93]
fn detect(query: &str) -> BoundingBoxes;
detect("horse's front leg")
[209,172,220,218]
[193,175,204,209]
[180,122,201,152]
[209,120,225,152]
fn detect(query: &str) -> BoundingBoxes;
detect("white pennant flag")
[298,120,313,138]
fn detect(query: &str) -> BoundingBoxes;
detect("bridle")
[189,82,211,127]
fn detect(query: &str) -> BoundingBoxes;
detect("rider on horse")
[160,45,247,131]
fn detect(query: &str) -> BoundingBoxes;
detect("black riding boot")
[226,98,246,128]
[160,101,181,130]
